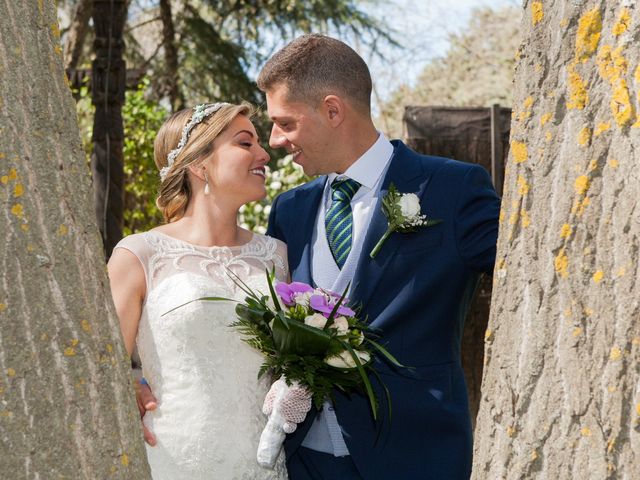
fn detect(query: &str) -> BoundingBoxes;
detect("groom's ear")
[321,95,345,127]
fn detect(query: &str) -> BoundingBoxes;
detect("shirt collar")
[327,132,394,190]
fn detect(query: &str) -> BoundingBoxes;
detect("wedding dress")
[114,230,289,479]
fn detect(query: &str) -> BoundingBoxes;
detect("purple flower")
[274,281,314,306]
[310,291,355,318]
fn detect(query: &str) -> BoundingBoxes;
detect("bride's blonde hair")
[154,102,253,222]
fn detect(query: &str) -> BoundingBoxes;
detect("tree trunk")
[473,2,640,478]
[91,0,128,258]
[63,0,92,74]
[0,2,150,478]
[160,0,183,111]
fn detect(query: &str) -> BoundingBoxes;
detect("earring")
[204,171,210,195]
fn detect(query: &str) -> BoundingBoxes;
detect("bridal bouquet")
[227,271,400,468]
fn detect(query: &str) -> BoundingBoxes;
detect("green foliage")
[125,0,395,107]
[121,78,168,235]
[74,78,169,235]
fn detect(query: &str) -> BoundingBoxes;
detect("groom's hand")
[135,379,158,446]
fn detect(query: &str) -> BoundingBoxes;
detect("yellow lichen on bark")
[575,9,602,62]
[560,224,572,239]
[597,46,635,127]
[10,204,24,218]
[610,347,622,360]
[50,23,60,40]
[577,127,592,146]
[610,79,635,127]
[612,8,631,36]
[517,175,530,195]
[592,270,604,283]
[511,141,528,163]
[540,113,553,126]
[594,122,611,136]
[567,62,589,109]
[574,176,590,195]
[532,2,543,26]
[554,250,569,278]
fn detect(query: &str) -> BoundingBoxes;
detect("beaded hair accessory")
[159,102,230,180]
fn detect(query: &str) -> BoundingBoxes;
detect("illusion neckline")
[147,230,256,250]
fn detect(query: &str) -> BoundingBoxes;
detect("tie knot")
[331,178,360,202]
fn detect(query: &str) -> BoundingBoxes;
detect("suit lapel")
[350,142,431,310]
[289,177,326,285]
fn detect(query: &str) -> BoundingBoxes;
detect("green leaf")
[271,315,332,356]
[365,338,405,368]
[341,341,378,420]
[161,296,235,316]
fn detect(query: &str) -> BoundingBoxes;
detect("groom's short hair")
[257,34,372,115]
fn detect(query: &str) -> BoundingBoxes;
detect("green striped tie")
[325,178,360,269]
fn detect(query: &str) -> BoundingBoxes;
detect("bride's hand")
[262,378,312,433]
[136,379,158,446]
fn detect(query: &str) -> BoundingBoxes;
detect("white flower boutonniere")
[369,183,442,258]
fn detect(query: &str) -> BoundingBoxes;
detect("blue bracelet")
[139,377,148,386]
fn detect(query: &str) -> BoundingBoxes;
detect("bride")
[108,102,290,479]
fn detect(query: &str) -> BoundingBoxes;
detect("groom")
[259,34,500,479]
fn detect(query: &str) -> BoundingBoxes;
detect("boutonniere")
[369,183,442,258]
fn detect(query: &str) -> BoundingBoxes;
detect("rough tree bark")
[91,0,128,258]
[473,2,640,479]
[0,2,150,478]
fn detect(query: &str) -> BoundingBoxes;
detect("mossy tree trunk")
[473,2,640,478]
[0,2,150,478]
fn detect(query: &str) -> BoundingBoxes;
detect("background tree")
[0,2,150,477]
[473,2,640,478]
[378,5,521,138]
[59,0,393,241]
[60,0,392,109]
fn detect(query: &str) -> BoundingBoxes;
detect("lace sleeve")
[112,233,152,292]
[270,237,289,282]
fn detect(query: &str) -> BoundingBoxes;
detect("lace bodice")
[114,231,289,479]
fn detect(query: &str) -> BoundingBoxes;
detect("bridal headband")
[160,102,230,180]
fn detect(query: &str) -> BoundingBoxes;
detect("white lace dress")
[114,231,289,479]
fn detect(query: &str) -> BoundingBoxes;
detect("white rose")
[271,181,282,190]
[304,313,327,330]
[398,193,421,218]
[263,205,272,215]
[254,203,263,213]
[330,316,349,335]
[324,349,371,369]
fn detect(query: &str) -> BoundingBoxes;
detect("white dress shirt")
[301,133,394,456]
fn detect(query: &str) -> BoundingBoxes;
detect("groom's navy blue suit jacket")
[266,140,501,479]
